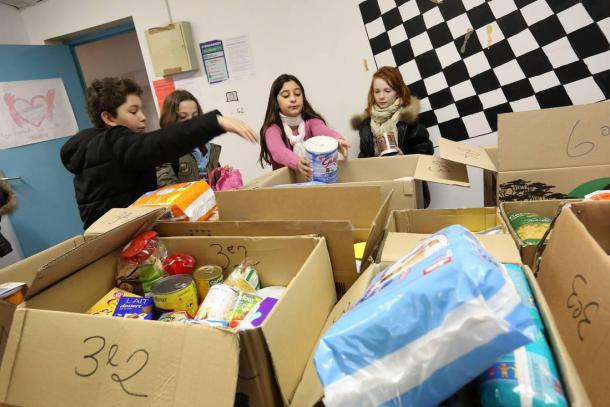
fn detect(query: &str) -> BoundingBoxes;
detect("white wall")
[0,3,30,44]
[74,31,159,131]
[19,0,488,208]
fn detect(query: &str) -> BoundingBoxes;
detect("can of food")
[373,132,401,157]
[194,284,238,321]
[304,136,339,184]
[193,264,224,300]
[151,274,199,317]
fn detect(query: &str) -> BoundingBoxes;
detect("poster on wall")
[0,78,78,149]
[225,34,256,80]
[152,78,176,110]
[358,0,610,143]
[200,40,230,84]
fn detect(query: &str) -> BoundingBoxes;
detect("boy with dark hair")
[61,77,257,228]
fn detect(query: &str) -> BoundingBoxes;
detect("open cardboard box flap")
[380,232,522,264]
[217,185,382,228]
[439,101,610,174]
[248,154,470,188]
[537,201,610,406]
[28,207,166,298]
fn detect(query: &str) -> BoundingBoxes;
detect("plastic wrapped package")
[508,213,552,245]
[479,264,567,407]
[116,230,168,296]
[314,225,535,407]
[224,260,260,293]
[130,180,217,221]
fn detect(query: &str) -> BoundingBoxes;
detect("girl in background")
[351,66,432,158]
[259,74,349,179]
[351,66,433,206]
[156,90,222,187]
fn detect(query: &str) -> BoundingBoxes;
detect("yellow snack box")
[86,288,141,317]
[130,180,217,221]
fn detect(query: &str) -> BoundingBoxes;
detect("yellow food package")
[508,212,552,245]
[86,288,141,317]
[130,180,217,221]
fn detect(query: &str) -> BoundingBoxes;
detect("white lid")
[304,136,338,154]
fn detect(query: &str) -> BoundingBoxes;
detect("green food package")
[508,212,552,245]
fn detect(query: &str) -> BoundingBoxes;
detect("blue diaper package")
[479,264,567,407]
[314,225,534,407]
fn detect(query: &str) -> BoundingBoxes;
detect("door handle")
[0,170,21,181]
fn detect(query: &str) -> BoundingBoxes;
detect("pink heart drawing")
[3,90,55,128]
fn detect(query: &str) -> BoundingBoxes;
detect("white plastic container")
[304,136,339,184]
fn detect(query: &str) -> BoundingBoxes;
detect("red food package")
[162,254,196,275]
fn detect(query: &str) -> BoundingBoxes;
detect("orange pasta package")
[131,180,217,221]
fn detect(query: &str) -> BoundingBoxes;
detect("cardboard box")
[86,190,391,297]
[379,207,517,265]
[439,101,610,204]
[291,261,591,406]
[0,211,337,407]
[245,153,470,210]
[538,201,610,406]
[215,186,393,290]
[385,207,506,235]
[0,208,164,367]
[500,199,576,268]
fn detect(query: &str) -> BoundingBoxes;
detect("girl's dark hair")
[86,77,142,128]
[258,74,325,167]
[159,89,203,128]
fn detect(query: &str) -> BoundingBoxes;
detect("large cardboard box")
[380,207,518,265]
[215,186,393,290]
[500,199,576,268]
[291,264,591,406]
[0,211,337,407]
[245,153,470,210]
[385,207,506,235]
[538,201,610,406]
[86,190,392,297]
[439,101,610,204]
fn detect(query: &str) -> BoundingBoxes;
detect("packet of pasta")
[508,212,552,244]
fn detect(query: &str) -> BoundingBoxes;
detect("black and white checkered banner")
[359,0,610,142]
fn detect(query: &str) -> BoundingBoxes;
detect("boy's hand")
[217,116,258,143]
[297,157,313,179]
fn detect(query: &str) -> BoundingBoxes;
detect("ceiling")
[0,0,43,9]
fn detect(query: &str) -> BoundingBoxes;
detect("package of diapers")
[479,264,567,407]
[314,225,534,407]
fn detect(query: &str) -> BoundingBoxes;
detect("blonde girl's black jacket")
[350,97,433,158]
[61,110,224,229]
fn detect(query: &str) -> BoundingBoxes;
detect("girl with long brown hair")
[156,90,222,187]
[259,74,349,178]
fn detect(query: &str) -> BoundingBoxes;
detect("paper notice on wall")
[0,78,78,149]
[174,76,206,108]
[152,78,176,110]
[200,40,229,84]
[225,34,256,80]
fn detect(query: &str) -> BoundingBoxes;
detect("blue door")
[0,45,90,257]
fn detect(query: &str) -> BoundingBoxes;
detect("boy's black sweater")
[61,110,224,229]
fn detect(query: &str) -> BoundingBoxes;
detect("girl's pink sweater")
[264,118,342,170]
